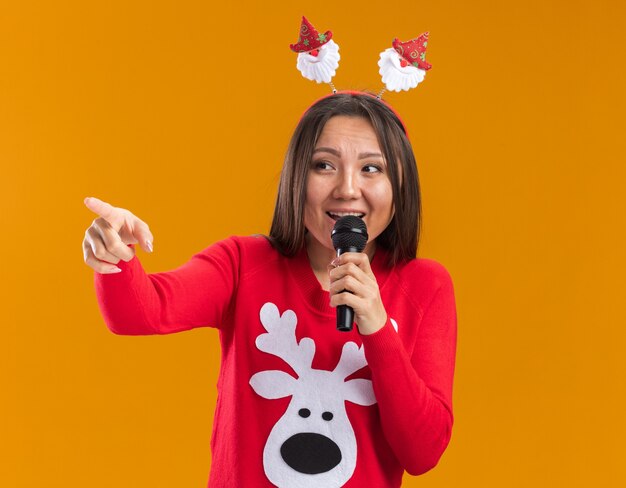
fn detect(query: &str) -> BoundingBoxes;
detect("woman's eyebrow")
[358,152,384,160]
[313,147,341,156]
[313,147,383,159]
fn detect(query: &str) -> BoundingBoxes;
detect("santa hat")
[290,16,333,53]
[392,33,432,71]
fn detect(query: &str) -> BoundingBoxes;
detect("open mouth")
[326,212,365,222]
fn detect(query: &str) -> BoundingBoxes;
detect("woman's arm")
[329,253,457,474]
[83,197,240,335]
[360,269,457,475]
[94,239,241,335]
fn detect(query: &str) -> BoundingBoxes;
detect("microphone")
[331,216,368,332]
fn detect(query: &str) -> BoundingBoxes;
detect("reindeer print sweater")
[94,235,457,488]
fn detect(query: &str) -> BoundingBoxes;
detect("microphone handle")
[336,246,359,332]
[337,305,354,332]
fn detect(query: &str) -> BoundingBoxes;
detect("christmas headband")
[289,16,431,98]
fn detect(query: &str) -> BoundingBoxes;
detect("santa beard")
[296,40,341,84]
[378,48,427,92]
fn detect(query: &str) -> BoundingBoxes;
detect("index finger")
[333,252,372,268]
[84,197,117,221]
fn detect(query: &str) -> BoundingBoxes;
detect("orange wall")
[2,1,625,486]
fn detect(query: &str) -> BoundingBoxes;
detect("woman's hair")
[269,92,421,265]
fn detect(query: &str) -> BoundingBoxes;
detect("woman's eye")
[363,164,383,173]
[313,161,333,170]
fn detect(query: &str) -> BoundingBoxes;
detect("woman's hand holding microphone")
[82,197,154,274]
[328,252,388,336]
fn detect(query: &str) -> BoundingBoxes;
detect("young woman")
[82,93,457,488]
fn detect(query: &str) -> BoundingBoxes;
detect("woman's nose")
[333,171,361,199]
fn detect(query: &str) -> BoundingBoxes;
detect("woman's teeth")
[327,212,365,221]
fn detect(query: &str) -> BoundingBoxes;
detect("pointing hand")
[82,197,154,274]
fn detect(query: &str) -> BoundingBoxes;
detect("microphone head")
[331,216,368,252]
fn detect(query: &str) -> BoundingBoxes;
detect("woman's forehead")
[316,116,381,152]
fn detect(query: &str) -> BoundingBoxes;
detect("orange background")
[2,1,625,486]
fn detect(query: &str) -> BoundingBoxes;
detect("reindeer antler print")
[334,342,367,378]
[249,302,378,488]
[256,302,316,377]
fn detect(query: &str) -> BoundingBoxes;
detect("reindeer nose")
[280,433,342,474]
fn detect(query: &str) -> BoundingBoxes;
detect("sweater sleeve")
[94,237,241,335]
[360,265,457,475]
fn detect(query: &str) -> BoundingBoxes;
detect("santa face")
[378,47,426,92]
[304,116,394,259]
[296,39,340,84]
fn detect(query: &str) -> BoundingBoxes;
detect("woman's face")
[304,115,394,255]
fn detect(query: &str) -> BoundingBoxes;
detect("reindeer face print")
[249,303,377,488]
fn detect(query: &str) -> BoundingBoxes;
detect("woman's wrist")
[357,313,388,336]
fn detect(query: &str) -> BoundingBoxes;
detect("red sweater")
[94,235,457,487]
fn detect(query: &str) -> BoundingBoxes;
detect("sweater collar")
[287,244,393,317]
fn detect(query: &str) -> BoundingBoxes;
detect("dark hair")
[269,92,421,265]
